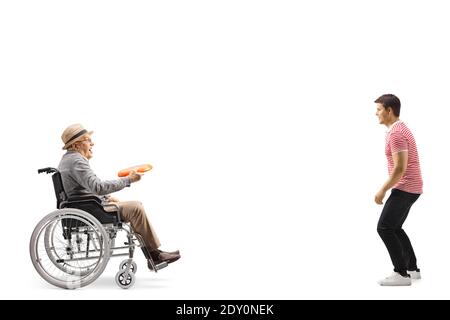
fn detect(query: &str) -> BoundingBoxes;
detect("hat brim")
[63,130,94,150]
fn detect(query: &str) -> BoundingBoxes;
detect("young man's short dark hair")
[375,94,401,117]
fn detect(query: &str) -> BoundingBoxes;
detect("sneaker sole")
[379,282,411,286]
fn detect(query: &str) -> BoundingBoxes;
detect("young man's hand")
[375,189,386,205]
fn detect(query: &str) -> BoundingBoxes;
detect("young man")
[374,94,423,286]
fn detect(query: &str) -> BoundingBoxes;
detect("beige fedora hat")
[61,124,94,150]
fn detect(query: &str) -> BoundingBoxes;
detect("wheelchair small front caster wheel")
[115,270,135,289]
[119,259,137,274]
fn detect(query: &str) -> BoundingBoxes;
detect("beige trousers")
[114,201,161,250]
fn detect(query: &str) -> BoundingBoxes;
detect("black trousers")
[377,188,420,275]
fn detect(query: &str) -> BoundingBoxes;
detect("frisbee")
[118,164,153,177]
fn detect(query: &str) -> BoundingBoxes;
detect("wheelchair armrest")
[103,203,122,223]
[66,195,102,205]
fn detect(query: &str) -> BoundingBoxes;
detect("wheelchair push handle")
[38,167,58,174]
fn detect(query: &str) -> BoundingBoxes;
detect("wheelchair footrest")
[155,261,168,271]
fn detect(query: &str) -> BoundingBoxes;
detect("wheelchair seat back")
[52,170,68,209]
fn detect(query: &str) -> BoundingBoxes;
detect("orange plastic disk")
[118,164,153,177]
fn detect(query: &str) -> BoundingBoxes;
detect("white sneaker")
[378,272,411,286]
[407,270,421,280]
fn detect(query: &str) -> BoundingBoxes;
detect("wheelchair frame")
[30,167,167,289]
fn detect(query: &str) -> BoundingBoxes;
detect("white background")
[1,0,449,299]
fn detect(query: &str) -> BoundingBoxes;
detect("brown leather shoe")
[157,251,180,264]
[148,252,180,270]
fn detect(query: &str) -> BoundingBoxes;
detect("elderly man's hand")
[129,170,142,183]
[108,196,120,203]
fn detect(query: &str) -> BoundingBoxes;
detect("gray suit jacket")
[58,151,131,198]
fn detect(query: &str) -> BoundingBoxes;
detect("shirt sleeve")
[72,157,131,196]
[390,132,408,154]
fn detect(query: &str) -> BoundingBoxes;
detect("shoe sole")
[378,278,412,286]
[150,255,181,268]
[379,283,411,286]
[159,250,180,255]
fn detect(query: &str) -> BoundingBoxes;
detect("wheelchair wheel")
[119,259,137,274]
[43,221,114,277]
[115,269,135,289]
[43,220,93,277]
[30,208,111,289]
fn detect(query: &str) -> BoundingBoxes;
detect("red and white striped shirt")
[385,121,423,194]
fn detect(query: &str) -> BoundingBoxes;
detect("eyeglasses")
[80,138,93,144]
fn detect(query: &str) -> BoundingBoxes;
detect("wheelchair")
[30,167,168,289]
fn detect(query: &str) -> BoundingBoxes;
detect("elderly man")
[58,123,180,269]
